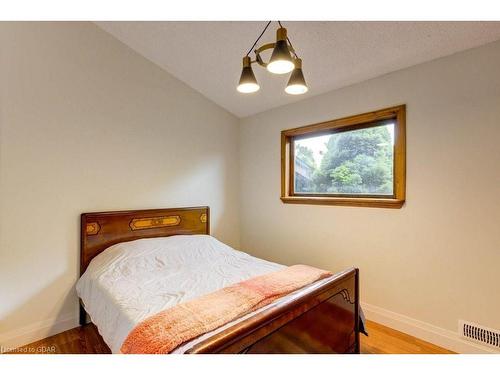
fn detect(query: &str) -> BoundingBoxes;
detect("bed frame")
[80,206,360,354]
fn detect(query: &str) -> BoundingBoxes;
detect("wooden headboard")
[80,206,209,274]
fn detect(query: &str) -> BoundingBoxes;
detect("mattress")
[76,234,286,353]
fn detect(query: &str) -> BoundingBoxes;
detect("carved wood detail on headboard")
[85,222,101,235]
[129,215,181,231]
[80,206,209,274]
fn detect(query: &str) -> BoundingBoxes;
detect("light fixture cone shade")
[237,66,259,93]
[267,40,294,74]
[285,66,308,95]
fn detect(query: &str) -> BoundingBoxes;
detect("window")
[281,105,406,208]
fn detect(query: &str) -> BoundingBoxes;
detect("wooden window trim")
[280,105,406,209]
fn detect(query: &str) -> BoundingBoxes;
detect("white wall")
[0,22,240,349]
[239,41,500,352]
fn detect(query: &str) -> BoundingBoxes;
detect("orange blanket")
[120,264,332,354]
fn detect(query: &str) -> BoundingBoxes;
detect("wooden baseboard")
[0,314,78,353]
[362,302,499,354]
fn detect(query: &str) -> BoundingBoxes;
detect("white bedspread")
[76,235,284,353]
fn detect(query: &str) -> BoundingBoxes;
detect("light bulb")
[267,59,295,74]
[237,82,260,93]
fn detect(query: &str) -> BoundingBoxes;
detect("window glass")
[294,123,394,196]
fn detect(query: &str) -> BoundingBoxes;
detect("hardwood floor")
[6,320,454,354]
[361,320,454,354]
[7,324,110,354]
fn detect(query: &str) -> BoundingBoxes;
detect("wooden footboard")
[187,267,360,354]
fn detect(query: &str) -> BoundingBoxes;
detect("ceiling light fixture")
[237,21,308,95]
[237,56,260,93]
[285,58,308,95]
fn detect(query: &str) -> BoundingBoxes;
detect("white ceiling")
[96,21,500,118]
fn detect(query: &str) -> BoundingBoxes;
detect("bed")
[77,206,361,354]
